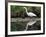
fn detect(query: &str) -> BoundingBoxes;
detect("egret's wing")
[28,12,36,16]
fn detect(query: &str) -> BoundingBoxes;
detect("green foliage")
[11,6,25,13]
[11,5,41,18]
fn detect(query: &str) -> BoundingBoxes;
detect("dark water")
[11,21,28,31]
[27,20,41,30]
[11,20,41,31]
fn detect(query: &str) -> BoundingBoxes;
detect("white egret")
[24,7,37,17]
[23,7,37,30]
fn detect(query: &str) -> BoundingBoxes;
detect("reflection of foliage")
[11,5,41,18]
[11,21,28,31]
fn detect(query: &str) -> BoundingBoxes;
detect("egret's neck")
[24,8,28,14]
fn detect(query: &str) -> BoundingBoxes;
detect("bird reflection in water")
[25,20,37,31]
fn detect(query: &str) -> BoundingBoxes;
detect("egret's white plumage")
[24,7,37,31]
[24,7,37,17]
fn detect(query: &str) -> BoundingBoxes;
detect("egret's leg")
[25,24,28,31]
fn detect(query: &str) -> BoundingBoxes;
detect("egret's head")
[23,7,27,10]
[24,7,26,8]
